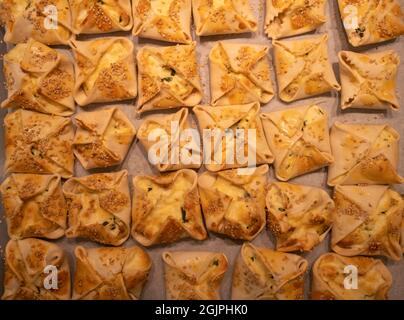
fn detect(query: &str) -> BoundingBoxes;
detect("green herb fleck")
[278,208,286,212]
[161,77,172,82]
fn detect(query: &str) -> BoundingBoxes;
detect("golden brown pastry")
[73,108,136,170]
[266,182,334,252]
[163,251,228,300]
[137,43,202,113]
[2,238,71,300]
[198,165,268,241]
[232,243,308,300]
[332,185,403,261]
[260,104,333,181]
[1,39,75,116]
[311,253,392,300]
[209,42,274,105]
[328,122,403,186]
[63,170,131,246]
[72,245,151,300]
[71,37,137,106]
[4,109,75,178]
[132,169,207,246]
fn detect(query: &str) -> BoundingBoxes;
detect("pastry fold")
[194,102,274,172]
[2,238,71,300]
[232,243,308,300]
[71,37,137,106]
[132,0,192,43]
[137,43,202,113]
[132,169,207,246]
[332,185,404,261]
[73,108,136,170]
[209,42,274,105]
[266,182,334,252]
[0,174,67,240]
[4,109,75,178]
[63,170,131,246]
[311,253,392,300]
[339,50,400,111]
[73,245,151,300]
[265,0,327,39]
[163,251,228,300]
[261,104,333,181]
[198,165,268,240]
[1,39,75,116]
[328,122,403,186]
[273,34,340,102]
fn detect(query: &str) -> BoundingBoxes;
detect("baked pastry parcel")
[2,39,75,116]
[311,253,392,300]
[337,0,404,47]
[132,169,207,246]
[137,43,202,113]
[266,182,334,252]
[71,37,137,106]
[231,243,308,300]
[4,109,75,178]
[73,246,151,300]
[63,170,131,246]
[2,238,71,300]
[209,42,274,105]
[273,34,341,102]
[328,122,403,186]
[193,103,273,172]
[70,0,133,34]
[192,0,257,36]
[265,0,327,39]
[198,165,268,240]
[163,251,228,300]
[332,185,404,261]
[132,0,192,43]
[0,174,67,240]
[339,50,400,111]
[260,104,333,181]
[0,0,72,45]
[137,108,202,172]
[73,108,136,170]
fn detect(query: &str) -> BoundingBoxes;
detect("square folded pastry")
[163,251,228,300]
[132,169,207,246]
[63,170,131,246]
[0,174,67,240]
[133,0,192,43]
[4,109,75,178]
[265,0,327,39]
[73,108,136,170]
[193,102,274,172]
[266,182,334,252]
[339,50,400,111]
[261,104,333,181]
[311,253,392,300]
[232,243,308,300]
[2,238,71,300]
[0,0,72,45]
[192,0,257,36]
[71,37,137,106]
[273,34,341,102]
[198,165,268,240]
[71,0,133,34]
[137,108,202,172]
[337,0,404,47]
[137,43,202,113]
[1,39,75,116]
[209,42,274,105]
[73,246,151,300]
[332,185,404,261]
[328,122,404,186]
